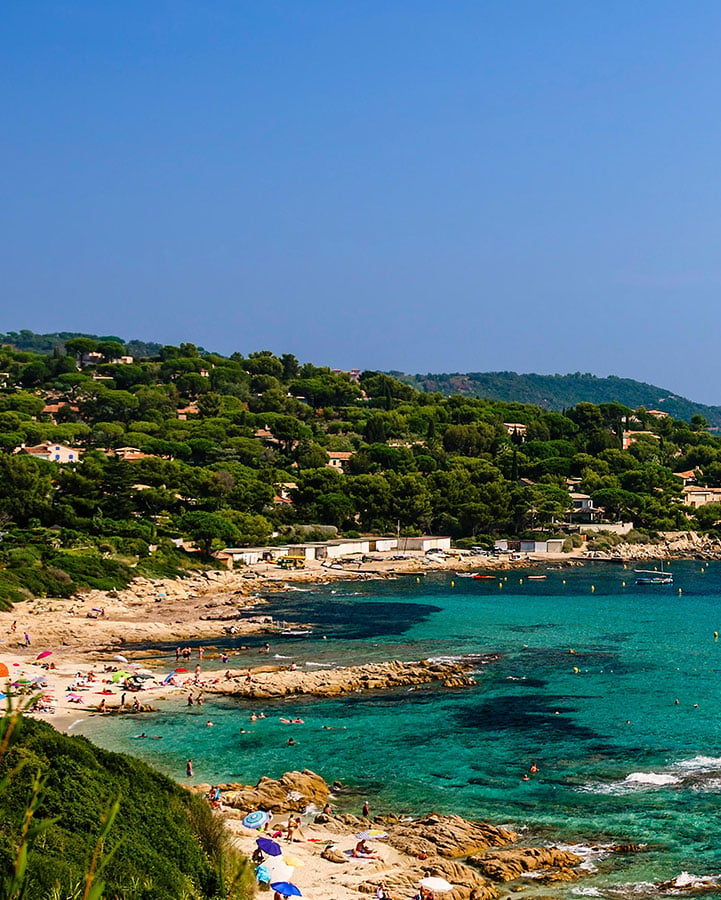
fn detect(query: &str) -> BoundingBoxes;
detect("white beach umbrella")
[419,877,454,893]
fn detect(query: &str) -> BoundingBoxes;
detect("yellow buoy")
[519,578,523,584]
[451,580,455,587]
[622,581,626,587]
[416,577,420,583]
[714,631,718,641]
[499,582,503,588]
[562,579,566,584]
[591,585,595,592]
[678,588,682,595]
[573,667,579,673]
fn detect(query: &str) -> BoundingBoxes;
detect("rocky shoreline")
[203,659,482,700]
[195,769,590,900]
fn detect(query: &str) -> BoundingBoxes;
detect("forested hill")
[395,371,721,428]
[0,329,163,359]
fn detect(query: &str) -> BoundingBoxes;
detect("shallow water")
[75,561,721,897]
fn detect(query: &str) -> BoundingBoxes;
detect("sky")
[2,2,721,402]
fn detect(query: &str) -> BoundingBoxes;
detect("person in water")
[186,759,194,777]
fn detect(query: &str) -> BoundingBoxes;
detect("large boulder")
[387,815,516,859]
[359,859,499,900]
[221,769,330,813]
[467,847,583,882]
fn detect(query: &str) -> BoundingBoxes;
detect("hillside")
[395,371,721,427]
[0,714,251,899]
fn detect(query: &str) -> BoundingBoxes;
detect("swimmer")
[287,737,296,746]
[206,720,214,727]
[529,762,538,775]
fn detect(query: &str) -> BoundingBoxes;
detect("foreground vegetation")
[0,330,720,604]
[0,706,252,900]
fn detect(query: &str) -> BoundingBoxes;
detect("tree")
[178,511,238,556]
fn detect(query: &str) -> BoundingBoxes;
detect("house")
[567,492,598,523]
[108,447,155,461]
[42,401,80,421]
[327,451,353,471]
[674,469,700,487]
[176,403,199,420]
[503,423,527,440]
[110,356,134,365]
[18,441,83,463]
[622,431,660,450]
[80,351,104,367]
[682,486,721,509]
[647,409,670,419]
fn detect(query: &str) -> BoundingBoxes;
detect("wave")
[624,772,681,786]
[273,654,293,659]
[305,661,334,668]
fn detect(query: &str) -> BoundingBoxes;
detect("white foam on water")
[673,755,721,772]
[571,888,603,897]
[624,772,681,786]
[273,654,293,659]
[305,661,334,667]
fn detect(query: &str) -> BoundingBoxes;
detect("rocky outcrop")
[467,847,583,882]
[207,660,478,700]
[359,859,499,900]
[386,814,516,859]
[219,769,329,814]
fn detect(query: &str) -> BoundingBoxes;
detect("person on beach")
[186,758,193,777]
[292,815,305,840]
[10,621,16,633]
[224,669,232,680]
[24,631,30,646]
[353,839,380,859]
[132,697,140,711]
[187,692,194,706]
[176,647,181,661]
[98,699,106,712]
[323,801,332,815]
[362,800,370,817]
[198,646,204,660]
[285,815,296,842]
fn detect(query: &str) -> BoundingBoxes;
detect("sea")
[74,561,721,898]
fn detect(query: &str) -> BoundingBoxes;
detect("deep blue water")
[75,561,721,896]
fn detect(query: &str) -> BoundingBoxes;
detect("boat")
[472,574,496,580]
[527,575,547,581]
[634,567,673,585]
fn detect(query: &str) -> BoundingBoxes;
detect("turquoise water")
[75,562,721,896]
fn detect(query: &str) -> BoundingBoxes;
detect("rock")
[387,815,516,859]
[320,845,347,863]
[221,769,330,814]
[207,659,480,701]
[467,847,583,883]
[359,859,499,900]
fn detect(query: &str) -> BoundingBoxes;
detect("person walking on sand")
[24,631,30,646]
[186,758,193,777]
[362,800,370,817]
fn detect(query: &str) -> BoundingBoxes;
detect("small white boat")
[634,567,673,585]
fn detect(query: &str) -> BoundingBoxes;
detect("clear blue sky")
[2,2,721,401]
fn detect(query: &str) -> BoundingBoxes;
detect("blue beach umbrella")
[243,810,269,829]
[270,882,302,897]
[256,864,271,883]
[257,836,282,856]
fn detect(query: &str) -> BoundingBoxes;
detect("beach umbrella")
[355,829,388,840]
[256,864,271,884]
[0,663,9,678]
[162,673,175,683]
[242,810,269,829]
[35,651,52,660]
[282,855,304,867]
[111,670,131,682]
[114,654,129,664]
[270,882,302,897]
[265,859,294,883]
[174,667,189,673]
[419,877,454,893]
[256,837,282,856]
